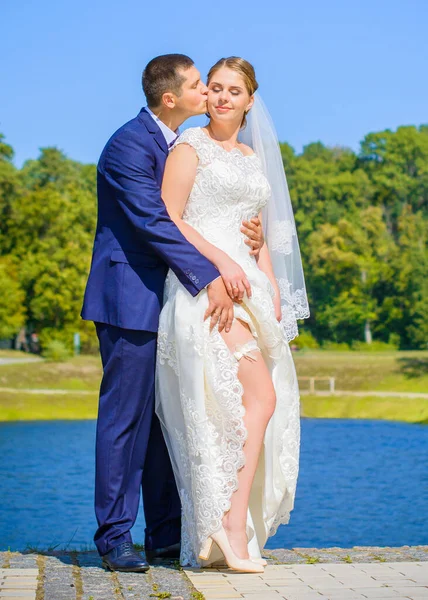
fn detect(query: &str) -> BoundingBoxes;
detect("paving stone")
[363,597,411,600]
[259,565,296,571]
[270,547,428,566]
[0,578,38,584]
[3,568,39,577]
[151,564,198,600]
[203,597,243,600]
[215,572,263,579]
[199,584,238,591]
[315,592,366,600]
[241,594,283,599]
[290,566,337,577]
[388,588,428,598]
[193,578,230,584]
[356,568,398,577]
[0,583,37,590]
[276,594,324,600]
[114,570,152,599]
[0,597,36,600]
[318,589,367,596]
[350,589,407,598]
[203,592,243,599]
[263,578,305,586]
[43,555,75,600]
[0,592,36,598]
[334,577,389,587]
[229,585,272,592]
[6,559,38,570]
[372,577,424,586]
[307,579,348,590]
[320,565,359,572]
[391,566,428,578]
[262,579,309,587]
[268,584,316,595]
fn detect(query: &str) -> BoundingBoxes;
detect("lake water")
[0,418,426,551]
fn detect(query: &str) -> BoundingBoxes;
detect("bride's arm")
[255,213,281,322]
[162,144,251,300]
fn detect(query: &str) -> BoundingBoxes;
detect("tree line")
[0,124,427,352]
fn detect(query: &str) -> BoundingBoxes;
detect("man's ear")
[162,92,176,109]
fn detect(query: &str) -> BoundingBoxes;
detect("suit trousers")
[93,322,181,556]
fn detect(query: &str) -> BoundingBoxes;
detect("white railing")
[298,376,336,393]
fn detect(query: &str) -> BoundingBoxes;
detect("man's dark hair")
[142,54,194,108]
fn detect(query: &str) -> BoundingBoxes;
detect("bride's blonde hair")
[207,57,259,128]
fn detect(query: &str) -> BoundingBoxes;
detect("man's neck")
[148,106,184,132]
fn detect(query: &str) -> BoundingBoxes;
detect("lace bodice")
[173,127,271,265]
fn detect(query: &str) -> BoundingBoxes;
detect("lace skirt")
[155,266,301,567]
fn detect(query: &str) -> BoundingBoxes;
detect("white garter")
[233,340,261,362]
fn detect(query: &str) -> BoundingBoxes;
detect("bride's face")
[207,67,254,126]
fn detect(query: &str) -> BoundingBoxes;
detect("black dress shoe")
[102,542,149,572]
[145,542,181,564]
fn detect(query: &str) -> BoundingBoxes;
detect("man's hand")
[241,216,264,258]
[205,278,234,333]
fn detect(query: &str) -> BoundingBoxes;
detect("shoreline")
[1,395,427,424]
[1,350,427,424]
[2,545,427,562]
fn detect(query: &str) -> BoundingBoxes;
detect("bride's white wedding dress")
[155,127,300,567]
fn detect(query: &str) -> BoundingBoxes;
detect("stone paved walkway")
[186,562,428,600]
[1,546,427,600]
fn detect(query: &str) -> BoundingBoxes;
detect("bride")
[155,57,309,572]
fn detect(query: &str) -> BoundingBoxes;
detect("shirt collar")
[145,107,179,148]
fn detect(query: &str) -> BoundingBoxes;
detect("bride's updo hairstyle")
[207,57,258,128]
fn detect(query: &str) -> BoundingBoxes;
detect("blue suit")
[81,107,218,556]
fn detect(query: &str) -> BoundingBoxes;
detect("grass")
[301,394,428,424]
[0,355,101,391]
[0,391,98,420]
[293,350,428,393]
[0,350,427,422]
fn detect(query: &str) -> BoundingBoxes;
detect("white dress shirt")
[145,107,178,150]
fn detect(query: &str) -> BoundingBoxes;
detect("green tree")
[378,207,428,348]
[0,134,21,255]
[1,123,427,351]
[359,125,428,229]
[306,207,395,344]
[0,258,26,339]
[3,144,97,349]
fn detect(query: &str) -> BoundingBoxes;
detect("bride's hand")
[215,253,252,301]
[241,216,264,258]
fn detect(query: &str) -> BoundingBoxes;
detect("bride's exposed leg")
[219,318,276,560]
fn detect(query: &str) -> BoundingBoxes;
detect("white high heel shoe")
[199,527,264,573]
[210,556,268,567]
[251,557,268,566]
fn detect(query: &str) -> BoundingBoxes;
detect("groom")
[81,54,264,572]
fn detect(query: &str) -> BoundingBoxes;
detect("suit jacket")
[81,108,219,332]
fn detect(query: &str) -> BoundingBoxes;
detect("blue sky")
[2,0,427,167]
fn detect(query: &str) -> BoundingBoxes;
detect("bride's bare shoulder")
[237,142,255,157]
